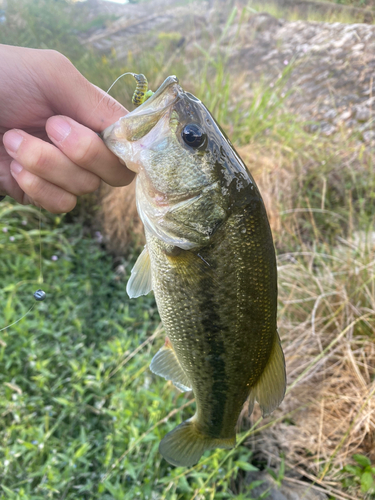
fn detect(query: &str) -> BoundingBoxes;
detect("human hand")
[0,44,134,213]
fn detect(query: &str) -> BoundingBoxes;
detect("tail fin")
[159,417,235,467]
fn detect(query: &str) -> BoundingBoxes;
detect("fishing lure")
[0,205,46,333]
[0,288,46,333]
[131,74,154,107]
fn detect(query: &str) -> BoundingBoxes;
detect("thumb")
[42,51,128,132]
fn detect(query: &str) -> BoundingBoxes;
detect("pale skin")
[0,44,134,213]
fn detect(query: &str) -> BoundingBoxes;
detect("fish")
[102,75,286,467]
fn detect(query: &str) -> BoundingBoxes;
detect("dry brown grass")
[247,230,375,490]
[237,144,291,236]
[237,139,375,494]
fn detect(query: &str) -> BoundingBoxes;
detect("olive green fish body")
[147,192,277,439]
[102,76,286,467]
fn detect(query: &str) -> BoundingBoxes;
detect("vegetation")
[0,205,258,499]
[1,0,374,499]
[333,0,375,9]
[340,454,375,496]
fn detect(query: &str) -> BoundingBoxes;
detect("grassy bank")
[0,1,374,499]
[0,204,258,499]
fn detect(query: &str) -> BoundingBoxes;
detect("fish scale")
[152,206,273,429]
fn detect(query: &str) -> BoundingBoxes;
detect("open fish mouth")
[101,75,181,147]
[134,75,180,112]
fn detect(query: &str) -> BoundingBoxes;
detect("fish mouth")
[102,75,181,145]
[135,75,180,112]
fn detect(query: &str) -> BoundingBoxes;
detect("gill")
[0,72,150,333]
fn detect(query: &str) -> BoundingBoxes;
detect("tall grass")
[0,1,374,499]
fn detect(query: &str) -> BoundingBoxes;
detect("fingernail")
[4,131,23,154]
[10,161,23,177]
[48,117,71,142]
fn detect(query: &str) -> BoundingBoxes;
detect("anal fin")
[150,338,192,392]
[126,245,152,298]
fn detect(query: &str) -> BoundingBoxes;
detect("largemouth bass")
[102,76,286,467]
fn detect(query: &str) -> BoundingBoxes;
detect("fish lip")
[123,75,181,119]
[184,91,201,103]
[135,75,180,111]
[101,75,181,145]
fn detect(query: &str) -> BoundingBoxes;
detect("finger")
[10,161,76,214]
[0,161,25,203]
[40,51,128,131]
[3,129,102,196]
[46,116,135,187]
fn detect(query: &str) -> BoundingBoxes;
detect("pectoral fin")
[126,246,152,298]
[250,332,286,417]
[150,338,192,392]
[165,249,221,290]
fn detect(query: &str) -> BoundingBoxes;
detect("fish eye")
[182,124,206,148]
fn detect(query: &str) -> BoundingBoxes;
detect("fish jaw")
[101,76,181,173]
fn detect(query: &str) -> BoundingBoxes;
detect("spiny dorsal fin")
[253,332,286,416]
[150,338,192,392]
[126,246,152,298]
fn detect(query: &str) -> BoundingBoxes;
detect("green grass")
[332,0,375,8]
[1,0,374,498]
[0,203,261,499]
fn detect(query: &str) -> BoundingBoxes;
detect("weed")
[340,454,375,496]
[266,454,285,488]
[0,202,260,499]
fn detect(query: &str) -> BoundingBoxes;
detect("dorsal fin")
[126,246,152,298]
[150,337,192,392]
